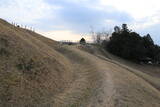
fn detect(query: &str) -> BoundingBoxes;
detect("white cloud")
[100,0,160,31]
[131,14,160,30]
[0,0,54,24]
[100,0,160,19]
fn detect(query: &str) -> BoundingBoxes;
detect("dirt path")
[79,45,160,107]
[53,45,116,107]
[54,45,160,107]
[96,56,160,107]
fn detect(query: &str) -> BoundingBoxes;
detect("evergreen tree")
[80,38,86,44]
[107,24,160,63]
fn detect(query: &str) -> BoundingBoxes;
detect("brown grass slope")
[0,19,105,107]
[0,19,73,106]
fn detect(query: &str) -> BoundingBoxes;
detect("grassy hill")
[0,19,104,107]
[0,19,74,106]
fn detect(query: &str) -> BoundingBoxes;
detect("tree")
[95,32,102,44]
[114,26,121,33]
[107,24,160,63]
[80,38,86,44]
[155,53,160,63]
[107,24,151,62]
[143,34,155,58]
[143,34,154,46]
[122,24,128,32]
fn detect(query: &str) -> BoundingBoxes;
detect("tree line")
[106,24,160,64]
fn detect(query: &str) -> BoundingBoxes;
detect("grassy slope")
[0,19,104,107]
[0,19,73,106]
[99,48,160,91]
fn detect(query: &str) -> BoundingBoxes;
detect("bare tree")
[95,32,101,44]
[90,26,111,44]
[90,26,96,43]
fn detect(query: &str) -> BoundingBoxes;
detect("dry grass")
[1,18,160,107]
[0,19,105,107]
[99,48,160,91]
[0,19,73,106]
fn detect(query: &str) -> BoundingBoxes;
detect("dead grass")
[99,48,160,91]
[0,19,73,106]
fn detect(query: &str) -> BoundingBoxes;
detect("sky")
[0,0,160,44]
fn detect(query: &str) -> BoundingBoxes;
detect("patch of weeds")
[16,58,35,73]
[16,57,45,72]
[0,48,10,57]
[0,72,19,106]
[0,37,10,57]
[16,56,48,81]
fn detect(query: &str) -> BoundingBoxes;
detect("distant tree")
[107,24,160,64]
[122,24,128,32]
[90,26,96,43]
[143,34,154,46]
[114,26,121,33]
[95,32,102,44]
[142,34,155,58]
[80,38,86,44]
[107,24,156,62]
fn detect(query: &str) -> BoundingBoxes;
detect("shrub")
[16,58,35,72]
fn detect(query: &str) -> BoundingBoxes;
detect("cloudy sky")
[0,0,160,44]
